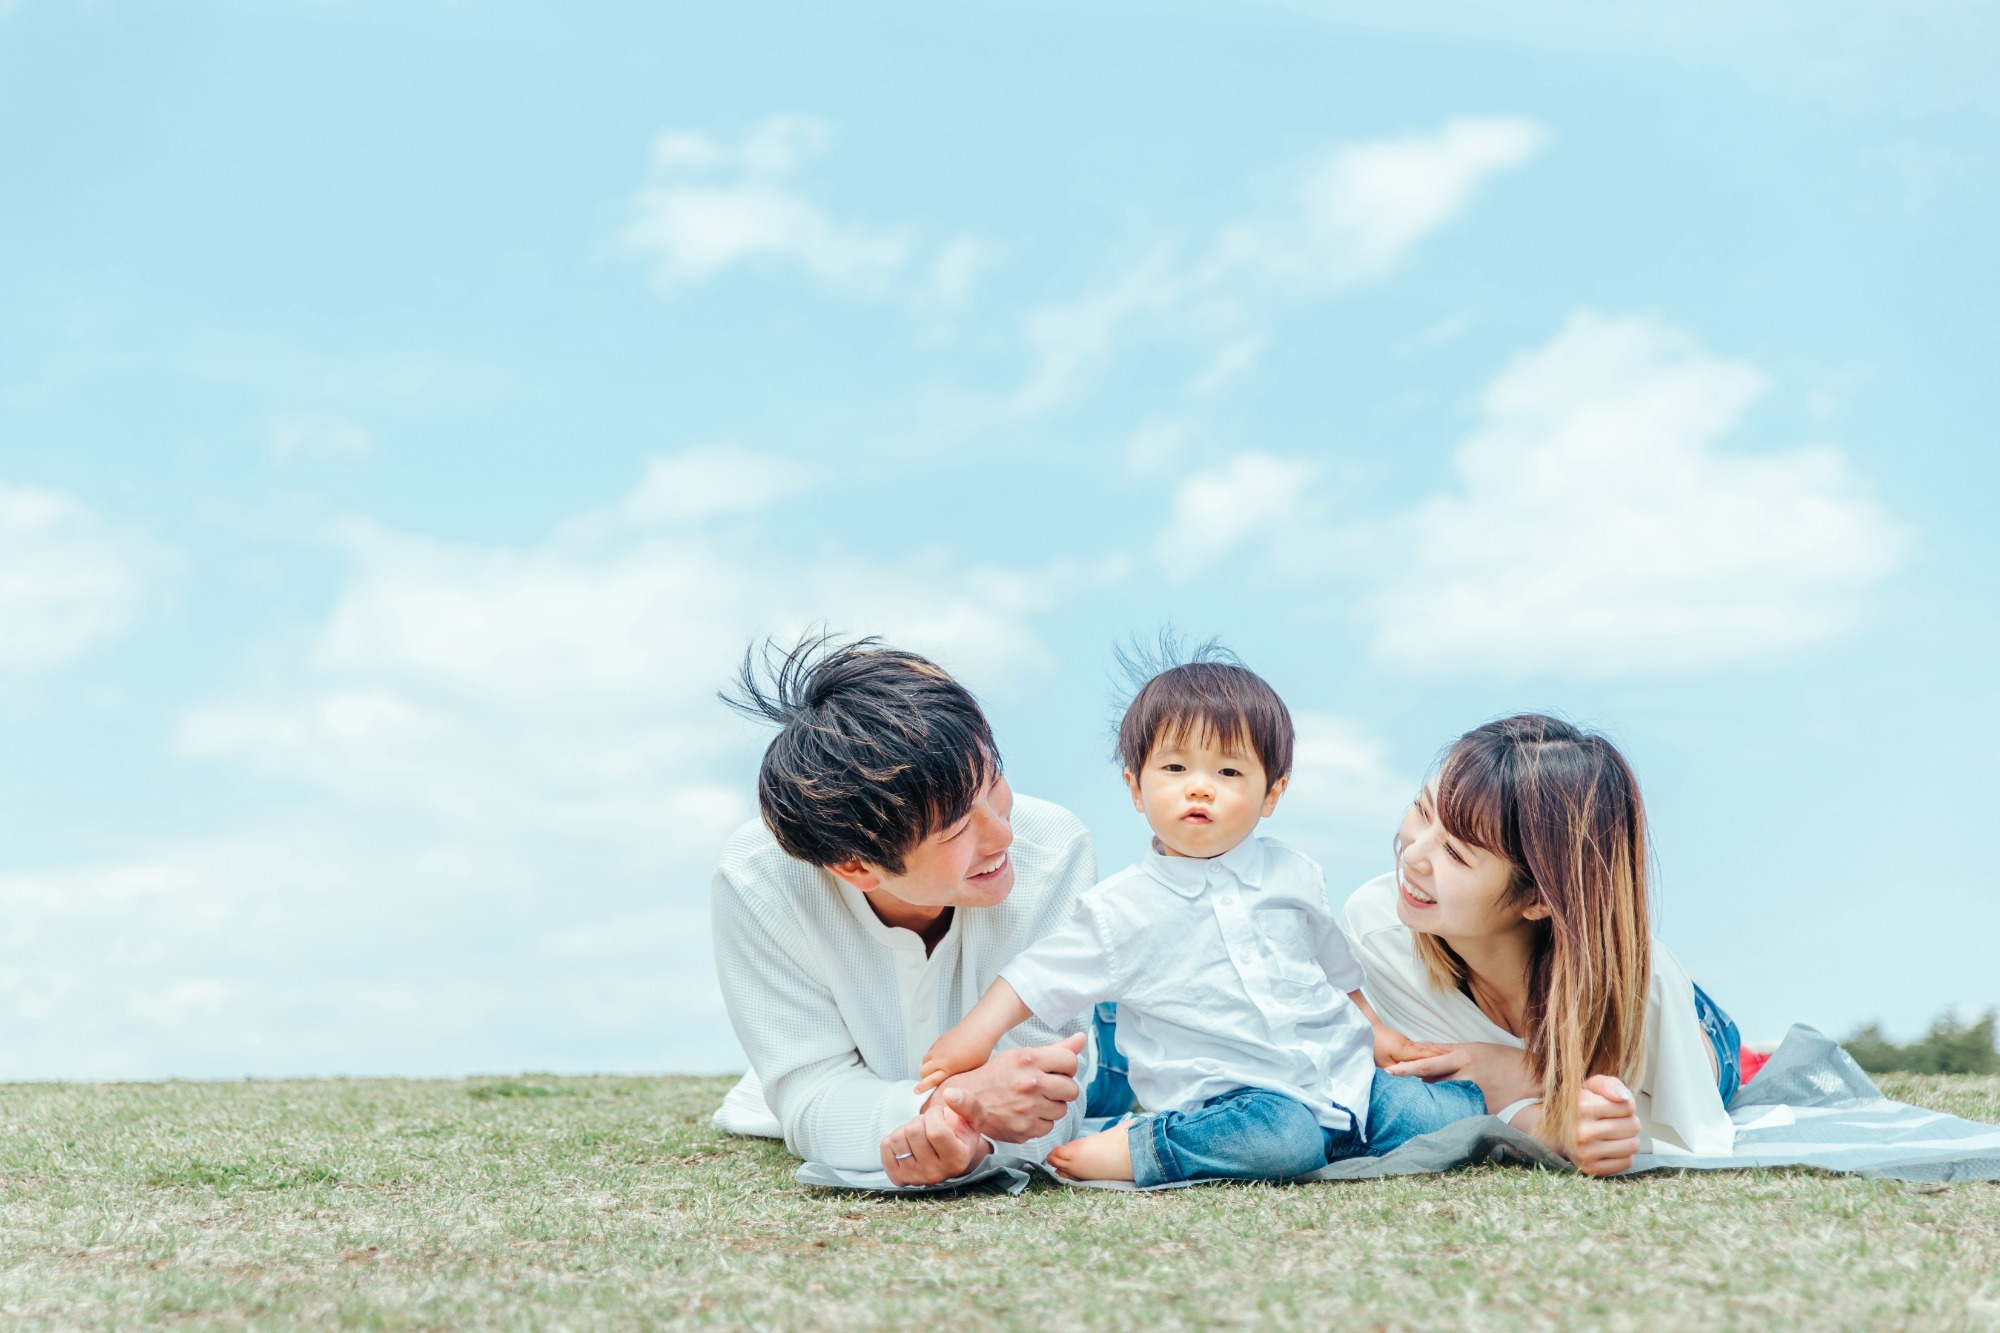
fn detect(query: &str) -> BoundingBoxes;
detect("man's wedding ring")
[893,1151,916,1160]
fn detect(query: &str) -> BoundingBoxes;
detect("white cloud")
[1219,118,1545,288]
[1153,452,1321,580]
[1012,118,1543,413]
[627,184,909,289]
[1125,421,1190,478]
[1189,334,1267,397]
[1,449,1087,1077]
[0,480,174,693]
[269,412,375,462]
[558,442,820,538]
[1265,712,1418,873]
[625,116,910,290]
[1359,311,1911,676]
[1013,253,1184,414]
[648,115,833,176]
[927,237,998,309]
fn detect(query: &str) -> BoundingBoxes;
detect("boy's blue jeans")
[1126,1070,1486,1188]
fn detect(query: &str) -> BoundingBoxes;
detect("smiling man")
[708,634,1123,1185]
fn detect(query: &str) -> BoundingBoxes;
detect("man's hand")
[926,1032,1085,1143]
[914,1021,997,1093]
[1372,1024,1448,1070]
[880,1097,991,1187]
[1386,1041,1541,1112]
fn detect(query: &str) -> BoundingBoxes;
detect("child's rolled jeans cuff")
[1127,1115,1174,1188]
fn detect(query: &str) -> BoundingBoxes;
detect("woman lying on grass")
[1346,714,1741,1176]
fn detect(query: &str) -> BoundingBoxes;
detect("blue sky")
[2,1,1995,1079]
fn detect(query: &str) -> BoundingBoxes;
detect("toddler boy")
[916,649,1486,1184]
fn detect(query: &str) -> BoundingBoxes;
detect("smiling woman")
[1344,714,1740,1176]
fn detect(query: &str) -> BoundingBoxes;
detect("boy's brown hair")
[1115,636,1293,790]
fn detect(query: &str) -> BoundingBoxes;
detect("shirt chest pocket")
[1253,907,1326,989]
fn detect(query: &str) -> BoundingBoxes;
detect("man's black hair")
[721,630,1000,874]
[1113,630,1293,790]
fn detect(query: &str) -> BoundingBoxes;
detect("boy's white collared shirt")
[1002,834,1378,1133]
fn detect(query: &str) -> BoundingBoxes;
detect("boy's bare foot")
[1045,1125,1135,1181]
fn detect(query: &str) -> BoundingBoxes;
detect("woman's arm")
[1386,1042,1540,1110]
[1390,1044,1641,1175]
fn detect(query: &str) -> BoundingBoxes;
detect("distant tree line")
[1843,1011,1998,1075]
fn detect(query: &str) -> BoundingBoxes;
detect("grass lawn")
[2,1073,1997,1329]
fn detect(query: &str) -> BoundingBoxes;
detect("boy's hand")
[1374,1025,1448,1070]
[915,1024,998,1093]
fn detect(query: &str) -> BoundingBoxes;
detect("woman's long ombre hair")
[1415,714,1652,1152]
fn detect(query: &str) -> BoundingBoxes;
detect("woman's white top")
[1342,873,1735,1157]
[709,794,1099,1172]
[1004,835,1378,1134]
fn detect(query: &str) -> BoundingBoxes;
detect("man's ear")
[1123,769,1144,813]
[826,858,882,893]
[1259,773,1289,818]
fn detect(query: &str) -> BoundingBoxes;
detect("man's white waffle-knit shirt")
[710,794,1100,1171]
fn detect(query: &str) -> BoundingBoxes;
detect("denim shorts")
[1692,983,1742,1106]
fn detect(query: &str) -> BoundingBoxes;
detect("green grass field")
[3,1073,1997,1329]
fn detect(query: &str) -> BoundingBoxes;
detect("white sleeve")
[1312,865,1366,992]
[981,812,1102,1157]
[1000,895,1120,1030]
[1315,913,1367,994]
[710,863,924,1172]
[1641,943,1735,1156]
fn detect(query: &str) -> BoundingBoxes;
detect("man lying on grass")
[710,634,1128,1186]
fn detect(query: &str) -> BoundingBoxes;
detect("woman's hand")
[1509,1074,1641,1177]
[1567,1075,1641,1176]
[1386,1041,1540,1111]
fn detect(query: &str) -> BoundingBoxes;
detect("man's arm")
[712,861,931,1172]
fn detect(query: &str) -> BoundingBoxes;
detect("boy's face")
[1125,726,1286,859]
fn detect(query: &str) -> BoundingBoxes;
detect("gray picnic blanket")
[793,1024,2000,1193]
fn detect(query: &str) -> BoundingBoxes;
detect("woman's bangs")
[1434,744,1512,856]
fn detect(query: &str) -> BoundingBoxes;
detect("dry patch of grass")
[2,1074,1997,1329]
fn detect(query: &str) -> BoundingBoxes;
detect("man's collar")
[829,875,957,952]
[1141,833,1266,897]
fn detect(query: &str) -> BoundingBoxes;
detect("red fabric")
[1739,1047,1770,1083]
